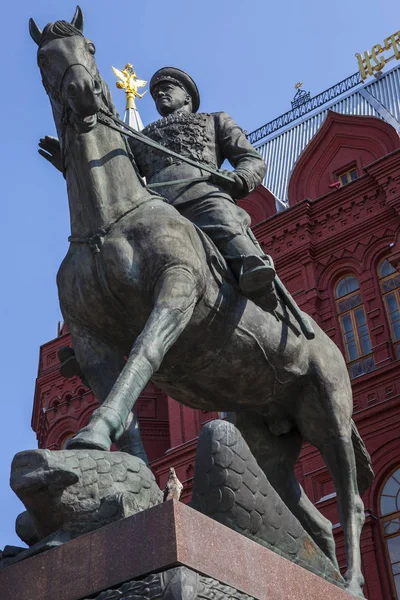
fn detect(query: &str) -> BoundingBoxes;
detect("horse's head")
[29,6,108,133]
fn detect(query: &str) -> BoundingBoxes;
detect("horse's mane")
[40,21,83,46]
[39,20,118,118]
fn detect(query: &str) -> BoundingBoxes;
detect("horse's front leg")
[69,267,199,451]
[67,326,148,463]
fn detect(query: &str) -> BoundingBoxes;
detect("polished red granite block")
[0,501,356,600]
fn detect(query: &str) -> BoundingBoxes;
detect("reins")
[97,110,234,187]
[65,107,315,341]
[65,106,233,249]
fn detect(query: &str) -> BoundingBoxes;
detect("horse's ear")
[71,6,84,32]
[29,17,42,46]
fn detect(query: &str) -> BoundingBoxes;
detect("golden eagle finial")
[294,81,303,89]
[111,63,147,109]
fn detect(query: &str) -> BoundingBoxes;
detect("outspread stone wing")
[190,420,345,589]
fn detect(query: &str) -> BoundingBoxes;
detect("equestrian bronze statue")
[29,7,373,597]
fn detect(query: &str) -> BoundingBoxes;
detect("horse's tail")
[351,419,374,494]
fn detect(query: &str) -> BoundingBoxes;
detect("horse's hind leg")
[319,428,365,596]
[299,378,365,597]
[235,410,338,568]
[67,326,148,464]
[70,267,199,451]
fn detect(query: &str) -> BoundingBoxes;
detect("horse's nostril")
[67,82,77,96]
[93,79,102,95]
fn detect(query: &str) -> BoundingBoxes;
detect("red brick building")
[33,70,400,598]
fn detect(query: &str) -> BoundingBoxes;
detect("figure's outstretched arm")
[38,136,63,174]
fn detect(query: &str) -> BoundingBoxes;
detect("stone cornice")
[151,438,197,472]
[351,358,400,393]
[363,147,400,178]
[254,150,400,242]
[253,186,396,276]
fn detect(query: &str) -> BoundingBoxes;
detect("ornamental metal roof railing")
[248,71,363,145]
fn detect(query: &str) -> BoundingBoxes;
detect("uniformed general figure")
[39,66,277,309]
[131,67,277,309]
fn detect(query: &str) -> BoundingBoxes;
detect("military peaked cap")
[150,67,200,113]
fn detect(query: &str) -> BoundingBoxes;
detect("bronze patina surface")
[25,7,373,597]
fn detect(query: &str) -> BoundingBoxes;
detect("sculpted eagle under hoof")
[2,448,162,566]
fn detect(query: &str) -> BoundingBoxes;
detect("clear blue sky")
[0,0,398,549]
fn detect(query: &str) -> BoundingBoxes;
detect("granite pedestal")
[0,500,358,600]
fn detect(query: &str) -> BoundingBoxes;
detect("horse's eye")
[88,43,96,55]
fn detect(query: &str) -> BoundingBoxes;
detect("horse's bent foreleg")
[70,267,199,451]
[236,410,337,567]
[67,327,148,463]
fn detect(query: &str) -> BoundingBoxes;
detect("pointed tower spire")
[111,63,147,131]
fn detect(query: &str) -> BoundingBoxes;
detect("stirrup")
[251,283,278,312]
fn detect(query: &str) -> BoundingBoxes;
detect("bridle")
[40,57,100,128]
[58,62,97,97]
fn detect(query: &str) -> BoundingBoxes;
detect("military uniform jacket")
[129,111,267,206]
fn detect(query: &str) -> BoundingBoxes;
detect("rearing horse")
[29,7,373,596]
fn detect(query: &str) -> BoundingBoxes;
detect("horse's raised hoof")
[66,428,111,452]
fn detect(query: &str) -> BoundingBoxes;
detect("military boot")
[239,255,278,310]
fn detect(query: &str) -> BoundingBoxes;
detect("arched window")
[379,258,400,359]
[335,275,374,379]
[380,468,400,599]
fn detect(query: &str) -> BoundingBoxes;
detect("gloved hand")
[38,135,63,173]
[211,169,246,199]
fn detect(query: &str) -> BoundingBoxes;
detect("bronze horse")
[29,8,373,596]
